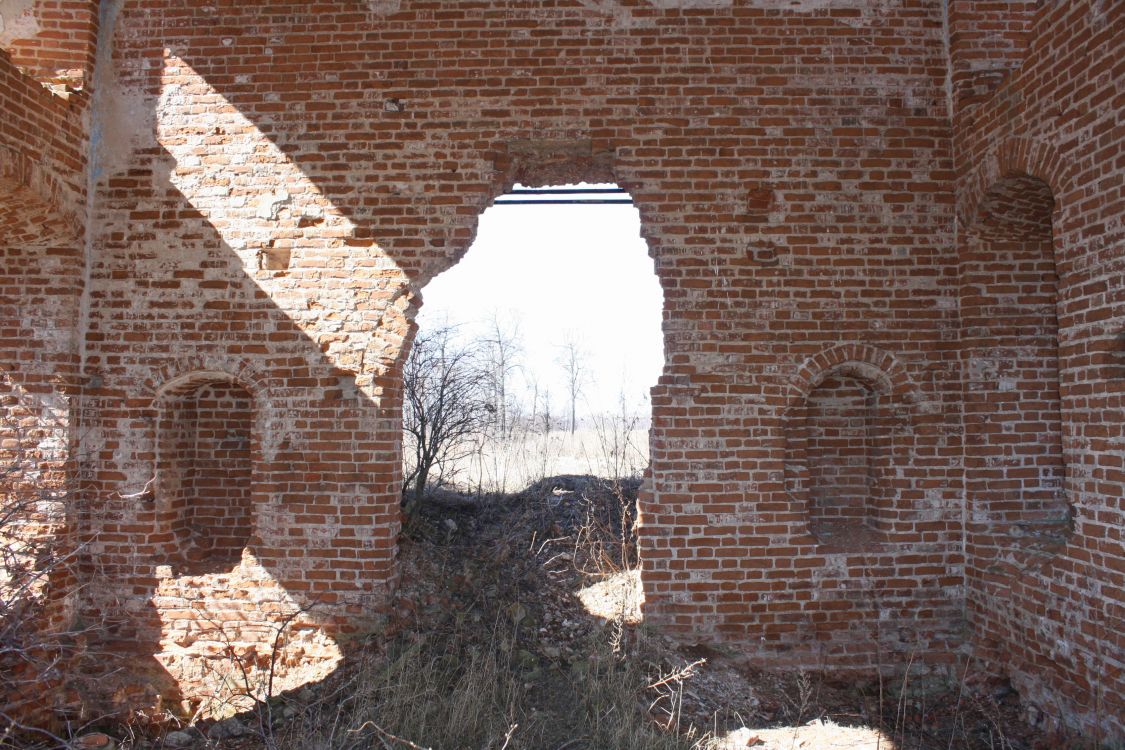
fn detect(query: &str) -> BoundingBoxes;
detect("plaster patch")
[366,0,401,15]
[0,0,38,46]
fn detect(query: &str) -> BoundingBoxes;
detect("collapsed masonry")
[0,0,1121,740]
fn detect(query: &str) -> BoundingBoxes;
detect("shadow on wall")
[78,131,399,714]
[81,35,648,713]
[0,176,86,724]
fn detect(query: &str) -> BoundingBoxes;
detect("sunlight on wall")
[157,53,407,397]
[153,557,344,717]
[152,53,375,708]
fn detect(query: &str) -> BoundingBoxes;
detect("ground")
[62,476,1089,750]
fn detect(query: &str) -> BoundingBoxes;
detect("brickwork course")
[0,0,1121,740]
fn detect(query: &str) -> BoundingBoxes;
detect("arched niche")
[784,347,929,549]
[961,171,1070,559]
[154,372,259,573]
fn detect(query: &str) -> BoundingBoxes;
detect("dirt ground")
[68,476,1098,750]
[347,477,1064,750]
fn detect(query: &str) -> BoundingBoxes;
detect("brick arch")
[146,359,277,467]
[958,137,1076,229]
[151,368,264,574]
[148,359,270,404]
[784,345,932,545]
[786,343,931,414]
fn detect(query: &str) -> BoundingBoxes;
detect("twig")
[646,658,706,690]
[498,723,518,750]
[116,475,155,499]
[351,720,433,749]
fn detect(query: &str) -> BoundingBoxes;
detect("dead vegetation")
[5,476,1110,750]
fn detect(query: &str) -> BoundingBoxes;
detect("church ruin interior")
[1,0,1121,745]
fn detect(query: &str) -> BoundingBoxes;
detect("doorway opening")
[403,183,664,505]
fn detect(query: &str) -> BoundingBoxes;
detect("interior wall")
[953,0,1125,739]
[0,0,97,91]
[77,0,965,700]
[0,0,1116,739]
[0,176,84,722]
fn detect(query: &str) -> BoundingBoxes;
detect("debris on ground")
[58,476,1071,750]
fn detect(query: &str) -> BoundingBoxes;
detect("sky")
[415,184,665,421]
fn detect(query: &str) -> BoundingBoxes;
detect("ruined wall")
[0,5,90,719]
[0,0,1096,739]
[953,0,1124,739]
[0,176,84,721]
[0,0,97,91]
[78,0,965,706]
[0,45,88,227]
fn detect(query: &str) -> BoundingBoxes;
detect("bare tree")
[557,333,587,434]
[481,312,523,438]
[401,326,489,513]
[523,373,554,438]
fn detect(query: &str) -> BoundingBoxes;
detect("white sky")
[416,184,665,419]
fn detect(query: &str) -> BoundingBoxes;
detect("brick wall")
[0,0,1118,741]
[0,176,84,721]
[0,47,88,229]
[0,0,97,91]
[799,371,898,543]
[948,0,1041,109]
[157,378,255,569]
[80,0,965,702]
[953,0,1124,739]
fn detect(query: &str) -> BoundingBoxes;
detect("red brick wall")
[80,0,966,698]
[801,373,895,543]
[0,48,88,229]
[0,176,84,721]
[948,0,1040,108]
[158,379,254,568]
[0,177,83,562]
[10,0,1106,740]
[0,0,97,90]
[954,0,1124,739]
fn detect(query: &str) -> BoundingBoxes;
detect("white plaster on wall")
[366,0,402,15]
[0,0,38,47]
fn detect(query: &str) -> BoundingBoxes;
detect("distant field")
[421,426,650,494]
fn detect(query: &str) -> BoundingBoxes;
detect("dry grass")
[272,622,698,750]
[31,476,1110,750]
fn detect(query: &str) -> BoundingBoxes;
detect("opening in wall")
[403,182,664,506]
[156,374,257,572]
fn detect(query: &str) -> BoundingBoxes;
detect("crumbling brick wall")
[953,0,1125,739]
[81,0,965,699]
[0,19,89,722]
[0,176,84,723]
[0,0,1120,741]
[0,46,88,228]
[0,0,97,91]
